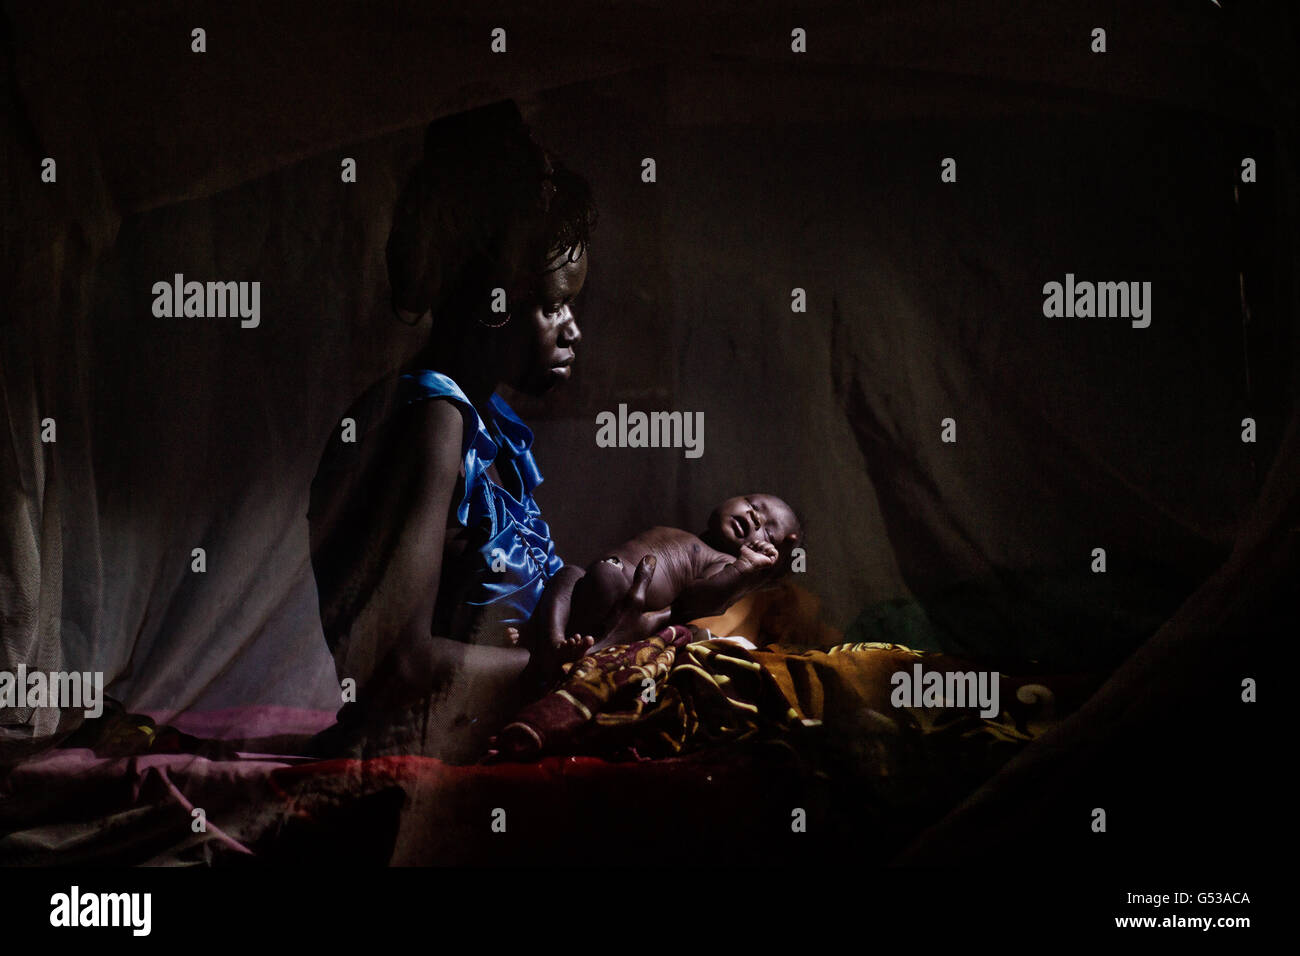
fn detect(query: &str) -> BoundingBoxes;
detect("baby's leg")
[568,554,635,648]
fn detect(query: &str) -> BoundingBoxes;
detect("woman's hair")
[386,100,597,320]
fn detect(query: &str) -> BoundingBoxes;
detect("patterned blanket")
[489,624,1094,776]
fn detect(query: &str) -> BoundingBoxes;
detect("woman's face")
[502,247,587,396]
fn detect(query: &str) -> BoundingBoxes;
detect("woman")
[307,101,668,759]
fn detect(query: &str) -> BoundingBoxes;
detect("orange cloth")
[690,581,842,650]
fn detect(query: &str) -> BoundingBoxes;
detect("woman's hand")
[519,555,671,697]
[582,555,673,655]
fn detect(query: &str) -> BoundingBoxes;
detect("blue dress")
[309,370,565,661]
[394,370,566,628]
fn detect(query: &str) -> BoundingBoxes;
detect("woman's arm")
[336,399,534,710]
[367,398,463,665]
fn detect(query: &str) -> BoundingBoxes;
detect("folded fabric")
[490,625,695,759]
[487,624,1090,766]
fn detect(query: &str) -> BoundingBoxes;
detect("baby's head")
[705,494,803,568]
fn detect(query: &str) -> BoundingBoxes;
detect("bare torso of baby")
[566,526,777,646]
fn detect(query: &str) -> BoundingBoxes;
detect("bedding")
[2,587,1098,865]
[491,627,1087,764]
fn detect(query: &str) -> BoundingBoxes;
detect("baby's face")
[707,494,800,556]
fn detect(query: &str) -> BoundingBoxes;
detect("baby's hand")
[734,540,778,573]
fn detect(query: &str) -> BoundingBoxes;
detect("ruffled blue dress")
[393,370,565,628]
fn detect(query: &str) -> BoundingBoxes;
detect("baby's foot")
[529,633,594,689]
[522,633,593,698]
[555,632,595,662]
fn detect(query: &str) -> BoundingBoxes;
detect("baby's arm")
[672,540,779,622]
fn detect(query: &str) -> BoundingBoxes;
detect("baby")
[547,493,802,661]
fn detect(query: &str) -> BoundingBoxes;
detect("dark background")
[2,0,1294,753]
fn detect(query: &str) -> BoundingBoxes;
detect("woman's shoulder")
[314,371,485,480]
[392,370,486,454]
[396,369,473,410]
[399,396,470,466]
